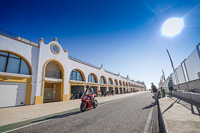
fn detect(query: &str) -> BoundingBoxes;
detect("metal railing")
[45,71,62,79]
[104,69,118,76]
[120,76,126,79]
[69,55,120,76]
[68,55,100,69]
[0,29,38,47]
[162,43,200,93]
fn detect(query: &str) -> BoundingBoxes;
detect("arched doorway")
[114,79,119,94]
[69,69,86,100]
[99,76,107,95]
[88,73,98,95]
[119,80,122,94]
[108,78,113,94]
[43,60,64,103]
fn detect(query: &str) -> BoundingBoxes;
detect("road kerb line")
[3,120,50,133]
[143,103,154,133]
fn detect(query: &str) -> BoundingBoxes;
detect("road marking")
[3,120,50,133]
[143,103,154,133]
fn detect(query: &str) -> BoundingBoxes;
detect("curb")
[157,99,167,133]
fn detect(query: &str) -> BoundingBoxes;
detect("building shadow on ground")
[162,94,200,116]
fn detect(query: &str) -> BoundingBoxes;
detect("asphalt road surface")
[11,92,154,133]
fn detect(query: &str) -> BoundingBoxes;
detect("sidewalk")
[159,94,200,133]
[0,91,145,127]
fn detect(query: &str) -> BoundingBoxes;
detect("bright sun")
[161,17,184,37]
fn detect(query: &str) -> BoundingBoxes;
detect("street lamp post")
[166,49,180,90]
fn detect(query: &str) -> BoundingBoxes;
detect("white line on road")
[143,103,154,133]
[3,119,50,133]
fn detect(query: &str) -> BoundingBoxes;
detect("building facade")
[0,30,145,108]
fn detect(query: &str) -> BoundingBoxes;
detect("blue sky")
[1,0,200,89]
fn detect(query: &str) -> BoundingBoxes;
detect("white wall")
[0,35,39,104]
[35,40,69,97]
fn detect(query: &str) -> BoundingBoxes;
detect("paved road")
[11,92,154,133]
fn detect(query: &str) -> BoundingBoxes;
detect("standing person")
[168,78,173,95]
[151,83,158,104]
[161,87,165,97]
[98,89,101,97]
[111,89,114,96]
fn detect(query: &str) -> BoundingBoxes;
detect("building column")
[97,85,99,96]
[25,77,32,105]
[106,85,109,92]
[97,85,100,96]
[84,84,86,92]
[69,84,71,100]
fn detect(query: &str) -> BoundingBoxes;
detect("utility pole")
[166,49,180,90]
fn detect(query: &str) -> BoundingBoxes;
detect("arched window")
[88,73,97,83]
[108,78,112,85]
[70,69,83,81]
[114,79,118,85]
[45,61,62,78]
[0,51,30,75]
[100,76,105,84]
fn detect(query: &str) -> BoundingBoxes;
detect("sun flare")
[161,17,184,37]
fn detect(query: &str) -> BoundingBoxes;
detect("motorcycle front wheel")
[93,100,98,108]
[80,102,87,112]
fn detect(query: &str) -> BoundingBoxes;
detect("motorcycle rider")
[85,84,95,105]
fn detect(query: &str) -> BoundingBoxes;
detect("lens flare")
[161,17,184,37]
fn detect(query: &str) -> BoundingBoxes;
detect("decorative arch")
[123,81,125,86]
[114,79,118,85]
[108,77,113,85]
[88,73,98,83]
[42,59,65,102]
[100,75,107,84]
[126,82,128,86]
[0,50,33,75]
[70,69,86,81]
[119,80,122,86]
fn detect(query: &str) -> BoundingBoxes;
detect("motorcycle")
[80,93,98,112]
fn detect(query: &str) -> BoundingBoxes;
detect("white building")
[0,30,145,108]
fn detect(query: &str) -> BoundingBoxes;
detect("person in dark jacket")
[111,89,114,95]
[151,83,158,104]
[168,78,173,95]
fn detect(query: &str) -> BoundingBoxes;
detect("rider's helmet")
[86,84,90,89]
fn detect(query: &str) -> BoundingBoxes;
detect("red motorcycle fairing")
[80,94,98,112]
